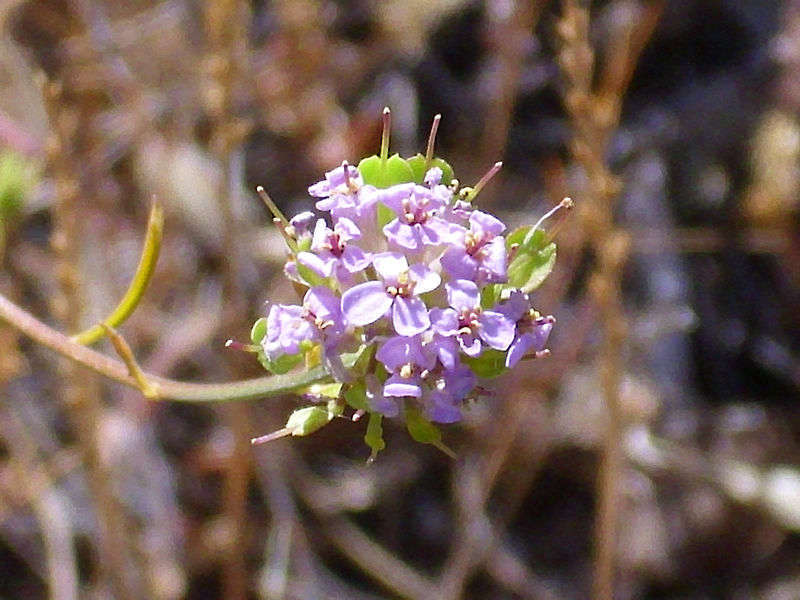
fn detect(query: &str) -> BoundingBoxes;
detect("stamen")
[533,196,574,234]
[341,160,351,189]
[400,364,413,378]
[380,107,391,162]
[251,428,292,445]
[425,113,442,170]
[467,161,503,201]
[224,339,259,353]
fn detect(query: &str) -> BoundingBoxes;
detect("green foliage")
[357,154,415,188]
[365,412,385,462]
[463,348,508,379]
[343,380,368,411]
[0,151,34,222]
[506,227,557,293]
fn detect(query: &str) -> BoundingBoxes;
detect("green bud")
[286,406,334,437]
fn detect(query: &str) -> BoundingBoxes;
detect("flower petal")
[297,251,334,278]
[383,220,421,251]
[446,280,480,311]
[408,264,441,294]
[479,310,516,351]
[341,245,371,272]
[469,210,506,238]
[372,252,409,282]
[392,296,430,336]
[440,247,477,280]
[341,281,392,327]
[384,374,422,398]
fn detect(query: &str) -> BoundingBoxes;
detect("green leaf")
[405,407,456,458]
[365,412,385,462]
[357,154,415,188]
[343,380,368,411]
[463,348,508,378]
[406,153,454,185]
[405,406,441,444]
[506,228,557,293]
[256,349,303,375]
[296,260,327,288]
[506,225,531,250]
[480,284,503,309]
[250,317,267,344]
[340,343,374,374]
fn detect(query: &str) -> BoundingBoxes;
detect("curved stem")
[72,202,164,346]
[0,291,330,402]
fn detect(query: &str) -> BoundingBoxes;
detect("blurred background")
[1,0,799,598]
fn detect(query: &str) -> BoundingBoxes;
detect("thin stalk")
[72,201,164,346]
[0,291,332,402]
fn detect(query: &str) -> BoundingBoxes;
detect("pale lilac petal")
[445,364,476,399]
[334,217,361,241]
[429,308,458,335]
[340,245,371,272]
[479,311,516,351]
[366,375,400,417]
[458,333,482,357]
[383,374,422,398]
[310,219,329,251]
[376,335,428,371]
[505,335,532,368]
[431,218,467,244]
[341,281,392,327]
[469,210,506,237]
[424,390,461,423]
[446,280,480,311]
[417,223,441,246]
[297,251,334,277]
[372,252,409,283]
[383,220,421,251]
[497,290,529,321]
[392,296,430,336]
[376,183,415,214]
[431,335,458,370]
[289,211,316,237]
[440,248,477,280]
[303,286,341,322]
[480,237,507,281]
[424,167,443,186]
[408,264,441,294]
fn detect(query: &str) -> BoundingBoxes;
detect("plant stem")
[0,291,331,402]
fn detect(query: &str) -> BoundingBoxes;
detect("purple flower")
[263,304,313,359]
[431,280,515,357]
[376,335,436,398]
[341,252,441,336]
[440,210,507,284]
[366,374,400,417]
[288,211,316,242]
[422,363,476,423]
[498,290,554,367]
[297,218,371,281]
[380,183,463,252]
[309,162,363,207]
[262,286,345,359]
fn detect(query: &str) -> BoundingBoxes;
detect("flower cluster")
[250,111,561,457]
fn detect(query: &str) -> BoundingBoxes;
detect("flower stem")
[0,291,331,402]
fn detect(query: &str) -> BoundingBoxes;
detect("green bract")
[506,227,557,293]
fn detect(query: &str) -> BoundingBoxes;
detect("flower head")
[251,109,561,457]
